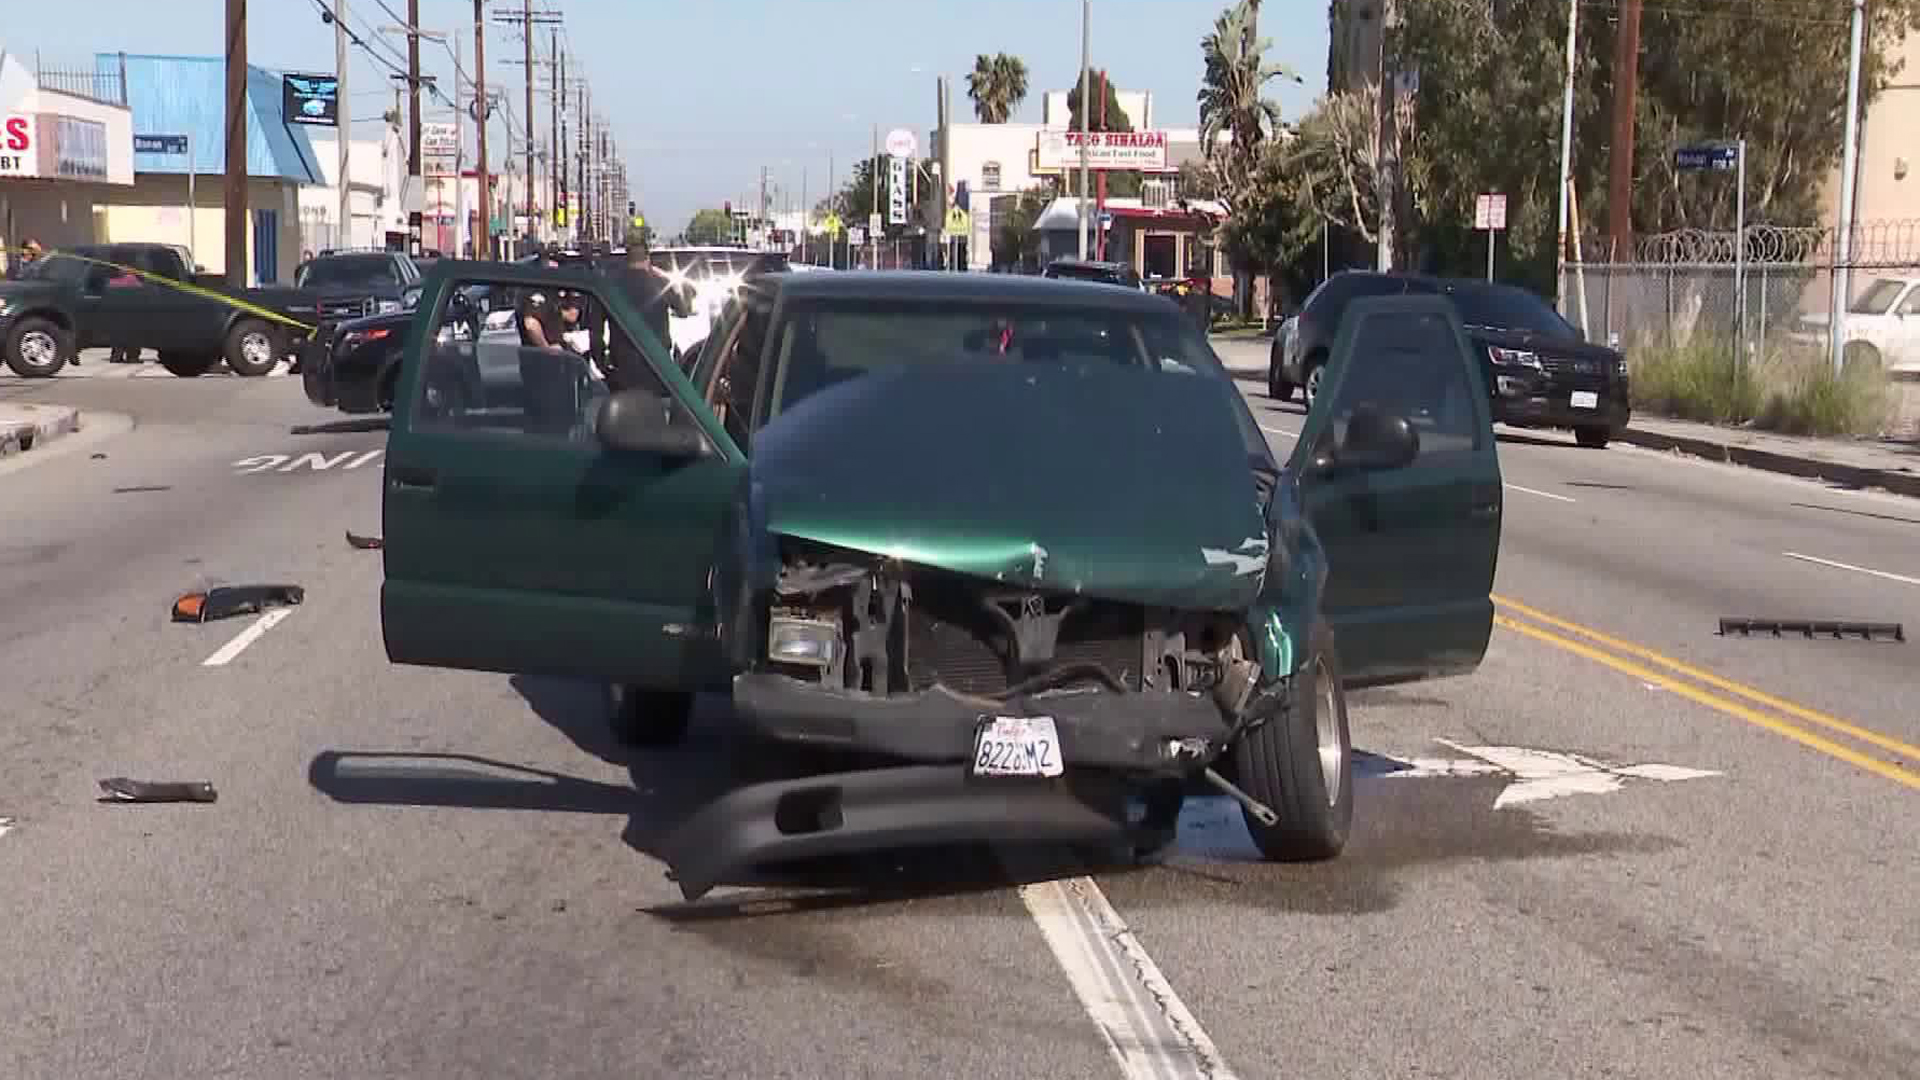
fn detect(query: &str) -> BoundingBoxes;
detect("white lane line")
[1018,875,1239,1080]
[1782,551,1920,587]
[201,608,296,667]
[1504,482,1576,503]
[1258,424,1297,440]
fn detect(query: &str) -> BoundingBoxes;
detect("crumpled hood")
[748,363,1272,610]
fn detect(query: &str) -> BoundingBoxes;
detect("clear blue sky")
[7,0,1328,233]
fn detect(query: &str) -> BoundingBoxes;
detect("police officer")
[602,243,692,391]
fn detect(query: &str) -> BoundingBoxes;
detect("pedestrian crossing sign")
[944,206,970,238]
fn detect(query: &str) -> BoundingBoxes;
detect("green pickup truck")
[0,242,328,378]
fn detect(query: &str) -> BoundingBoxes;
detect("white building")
[0,43,136,263]
[298,127,410,254]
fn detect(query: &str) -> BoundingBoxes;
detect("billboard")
[282,73,339,127]
[41,115,108,180]
[887,154,907,226]
[1034,129,1170,173]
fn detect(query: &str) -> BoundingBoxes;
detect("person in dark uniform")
[602,243,692,391]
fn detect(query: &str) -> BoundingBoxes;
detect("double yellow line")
[1492,594,1920,790]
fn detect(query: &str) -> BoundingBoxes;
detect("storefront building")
[0,43,135,267]
[93,53,319,285]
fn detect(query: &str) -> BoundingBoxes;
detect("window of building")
[981,161,1002,191]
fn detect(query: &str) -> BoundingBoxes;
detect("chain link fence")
[1559,222,1920,438]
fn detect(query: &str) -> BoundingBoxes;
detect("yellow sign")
[944,206,971,238]
[554,208,568,226]
[821,213,844,237]
[631,214,645,229]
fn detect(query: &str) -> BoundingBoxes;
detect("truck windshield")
[298,255,398,290]
[768,299,1232,417]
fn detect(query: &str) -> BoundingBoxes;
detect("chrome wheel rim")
[240,331,273,367]
[20,330,57,367]
[1313,657,1343,806]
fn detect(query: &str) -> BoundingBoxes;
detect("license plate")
[1570,390,1599,410]
[971,715,1064,778]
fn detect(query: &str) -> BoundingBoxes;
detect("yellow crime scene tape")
[4,245,317,335]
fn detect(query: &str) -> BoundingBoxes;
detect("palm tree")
[966,53,1031,124]
[1197,0,1300,208]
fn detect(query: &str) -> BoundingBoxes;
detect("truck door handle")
[389,465,437,492]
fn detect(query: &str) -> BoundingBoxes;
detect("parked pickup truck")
[0,242,412,378]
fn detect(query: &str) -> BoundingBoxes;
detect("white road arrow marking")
[1433,739,1721,808]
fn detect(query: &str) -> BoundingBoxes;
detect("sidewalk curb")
[0,403,81,456]
[1616,425,1920,498]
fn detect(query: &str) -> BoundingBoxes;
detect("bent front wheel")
[1232,620,1352,861]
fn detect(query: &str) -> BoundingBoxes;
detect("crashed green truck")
[375,263,1504,898]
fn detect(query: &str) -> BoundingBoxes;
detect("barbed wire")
[1621,220,1920,266]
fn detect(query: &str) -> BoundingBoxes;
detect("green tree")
[684,208,735,246]
[990,185,1056,270]
[1063,68,1144,199]
[1197,0,1300,215]
[967,53,1031,123]
[1389,0,1920,287]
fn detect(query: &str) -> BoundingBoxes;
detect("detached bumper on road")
[660,764,1135,900]
[732,671,1230,773]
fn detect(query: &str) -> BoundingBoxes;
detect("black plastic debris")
[345,531,384,550]
[98,778,218,803]
[1718,618,1904,642]
[172,584,305,623]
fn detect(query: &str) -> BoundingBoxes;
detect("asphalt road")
[0,356,1914,1080]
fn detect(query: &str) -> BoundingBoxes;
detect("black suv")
[1270,271,1629,448]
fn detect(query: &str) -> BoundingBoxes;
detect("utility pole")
[576,79,586,243]
[494,4,561,243]
[1553,0,1579,303]
[335,0,351,250]
[223,0,248,285]
[1374,0,1399,271]
[1606,0,1641,262]
[1831,0,1867,375]
[406,0,421,178]
[871,123,880,269]
[1076,0,1090,260]
[473,0,490,258]
[550,29,559,236]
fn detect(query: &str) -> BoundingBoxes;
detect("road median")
[0,402,81,457]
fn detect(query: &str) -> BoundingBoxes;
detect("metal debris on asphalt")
[345,531,384,550]
[97,778,218,804]
[1718,618,1905,642]
[0,816,15,838]
[172,584,306,623]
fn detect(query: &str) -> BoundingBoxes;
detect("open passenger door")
[1288,295,1503,686]
[379,260,747,691]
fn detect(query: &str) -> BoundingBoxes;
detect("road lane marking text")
[1782,551,1920,588]
[201,608,295,667]
[1491,598,1920,790]
[233,449,383,474]
[1016,874,1239,1080]
[1504,483,1576,503]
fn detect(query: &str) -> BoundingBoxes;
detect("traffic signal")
[627,200,636,217]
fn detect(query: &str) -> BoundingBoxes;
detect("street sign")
[887,155,908,226]
[134,134,189,156]
[1675,144,1738,171]
[821,212,843,237]
[885,127,918,159]
[422,122,457,177]
[631,214,644,229]
[868,211,883,235]
[1474,192,1508,231]
[944,205,970,238]
[1099,210,1114,231]
[849,226,866,246]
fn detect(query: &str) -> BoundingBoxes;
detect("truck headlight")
[1488,345,1541,369]
[376,299,402,314]
[767,615,840,668]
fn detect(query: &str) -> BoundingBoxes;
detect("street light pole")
[1830,0,1867,375]
[1076,0,1090,260]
